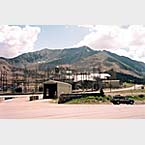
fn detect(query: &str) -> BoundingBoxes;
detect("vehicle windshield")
[113,96,125,99]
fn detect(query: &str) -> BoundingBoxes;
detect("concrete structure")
[73,73,111,82]
[0,97,4,102]
[43,80,72,99]
[102,80,121,88]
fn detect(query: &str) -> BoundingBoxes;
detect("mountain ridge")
[1,46,145,81]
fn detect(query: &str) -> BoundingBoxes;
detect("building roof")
[73,73,111,82]
[102,80,120,82]
[44,80,71,86]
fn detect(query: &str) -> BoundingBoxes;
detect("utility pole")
[110,68,116,80]
[11,68,15,93]
[24,64,27,93]
[110,79,111,92]
[1,66,7,92]
[0,73,1,91]
[35,65,38,93]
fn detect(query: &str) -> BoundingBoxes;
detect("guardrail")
[29,96,39,101]
[0,92,42,96]
[0,93,43,102]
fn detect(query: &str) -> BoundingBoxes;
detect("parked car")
[110,95,134,105]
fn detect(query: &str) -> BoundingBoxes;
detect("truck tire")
[113,101,120,105]
[130,101,134,105]
[116,101,120,105]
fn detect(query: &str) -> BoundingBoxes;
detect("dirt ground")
[0,97,145,119]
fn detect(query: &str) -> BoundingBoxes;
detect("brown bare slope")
[1,46,145,80]
[71,50,145,78]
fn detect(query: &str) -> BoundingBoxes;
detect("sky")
[0,25,145,63]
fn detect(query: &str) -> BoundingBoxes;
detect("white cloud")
[77,25,145,62]
[0,25,41,58]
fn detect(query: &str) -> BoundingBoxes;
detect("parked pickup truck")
[110,96,134,105]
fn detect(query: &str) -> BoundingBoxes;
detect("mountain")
[7,48,61,68]
[0,58,12,71]
[71,50,145,78]
[7,46,95,68]
[0,58,12,84]
[1,46,145,83]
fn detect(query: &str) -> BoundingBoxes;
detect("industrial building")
[102,80,122,88]
[43,80,72,99]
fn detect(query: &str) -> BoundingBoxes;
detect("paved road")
[73,84,143,94]
[0,98,145,119]
[104,84,143,92]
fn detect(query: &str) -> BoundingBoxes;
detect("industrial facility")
[43,80,72,99]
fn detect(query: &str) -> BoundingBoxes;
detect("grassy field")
[112,89,145,94]
[123,82,134,88]
[65,94,145,104]
[105,89,145,97]
[65,95,111,104]
[128,95,145,101]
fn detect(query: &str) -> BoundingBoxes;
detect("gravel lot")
[0,97,145,119]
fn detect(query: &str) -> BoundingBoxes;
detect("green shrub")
[99,97,103,101]
[138,94,145,98]
[106,97,110,101]
[65,95,113,104]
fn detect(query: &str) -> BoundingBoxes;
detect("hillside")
[8,46,95,69]
[0,58,11,71]
[1,46,145,82]
[8,48,61,68]
[0,58,12,84]
[71,50,145,78]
